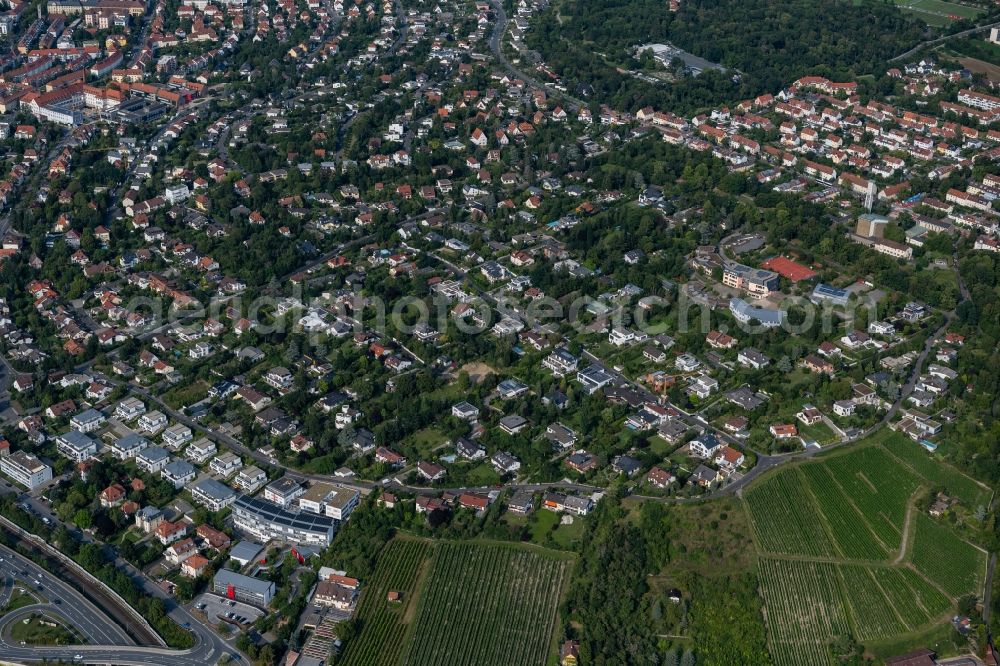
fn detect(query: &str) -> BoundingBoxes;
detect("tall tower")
[864,180,876,213]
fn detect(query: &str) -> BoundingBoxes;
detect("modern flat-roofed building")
[232,495,336,546]
[185,438,216,463]
[542,347,579,376]
[161,459,196,489]
[229,541,264,566]
[234,465,267,491]
[576,364,615,394]
[109,433,150,460]
[56,430,98,462]
[135,446,171,473]
[162,423,193,449]
[729,298,784,328]
[209,451,242,477]
[810,283,849,307]
[115,397,146,421]
[189,478,237,511]
[856,213,888,239]
[320,487,360,521]
[70,408,105,433]
[263,476,304,509]
[721,262,779,299]
[1,451,52,489]
[212,569,274,607]
[298,482,360,521]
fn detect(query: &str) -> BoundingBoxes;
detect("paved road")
[889,19,1000,62]
[0,518,240,666]
[486,0,584,113]
[0,544,133,647]
[391,0,407,54]
[984,552,996,625]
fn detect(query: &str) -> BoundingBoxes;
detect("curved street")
[0,537,238,666]
[487,0,584,112]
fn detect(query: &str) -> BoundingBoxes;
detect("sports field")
[893,0,981,26]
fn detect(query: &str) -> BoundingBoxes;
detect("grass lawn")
[406,427,448,459]
[648,435,677,457]
[893,0,981,25]
[425,381,467,402]
[114,528,142,546]
[10,614,84,646]
[668,446,697,470]
[1,588,39,613]
[528,507,561,544]
[299,452,340,474]
[518,510,587,551]
[783,367,820,391]
[798,420,838,445]
[161,380,209,411]
[463,462,502,486]
[905,0,979,17]
[551,518,585,549]
[502,513,528,528]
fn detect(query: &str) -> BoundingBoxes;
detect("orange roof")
[184,554,210,570]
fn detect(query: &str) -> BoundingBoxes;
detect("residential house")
[769,424,798,439]
[110,433,150,460]
[161,459,196,489]
[565,451,598,474]
[136,446,171,473]
[209,451,242,477]
[491,451,521,475]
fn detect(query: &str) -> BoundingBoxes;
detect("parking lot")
[191,592,265,629]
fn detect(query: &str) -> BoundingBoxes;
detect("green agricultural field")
[910,513,987,599]
[757,559,852,666]
[745,436,989,666]
[338,538,431,666]
[822,446,920,552]
[339,538,572,666]
[798,463,887,560]
[401,542,572,666]
[900,0,980,17]
[743,468,837,557]
[797,419,839,446]
[884,434,992,507]
[837,565,908,641]
[869,567,951,625]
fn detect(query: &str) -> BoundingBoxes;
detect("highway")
[0,524,240,666]
[889,19,1000,63]
[0,544,133,647]
[0,481,241,666]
